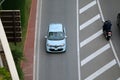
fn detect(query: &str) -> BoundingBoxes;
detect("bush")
[0,67,11,80]
[11,47,24,80]
[12,47,24,64]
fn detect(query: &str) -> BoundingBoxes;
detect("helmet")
[105,20,111,23]
[105,20,111,25]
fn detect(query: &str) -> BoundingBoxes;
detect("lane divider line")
[81,44,110,66]
[84,59,117,80]
[80,14,100,30]
[76,0,81,79]
[97,0,120,67]
[79,0,96,14]
[80,29,102,48]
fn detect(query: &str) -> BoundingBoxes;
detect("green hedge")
[0,67,11,80]
[12,47,24,80]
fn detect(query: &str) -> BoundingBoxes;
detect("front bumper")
[46,46,66,53]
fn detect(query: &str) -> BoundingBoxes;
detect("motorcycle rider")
[103,20,112,40]
[103,20,112,32]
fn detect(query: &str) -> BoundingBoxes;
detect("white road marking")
[76,0,81,79]
[80,14,100,30]
[81,44,110,66]
[33,0,43,80]
[79,0,96,14]
[85,59,117,80]
[117,77,120,80]
[80,29,103,47]
[96,0,104,22]
[97,0,120,67]
[110,40,120,67]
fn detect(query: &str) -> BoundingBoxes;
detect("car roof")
[49,23,63,32]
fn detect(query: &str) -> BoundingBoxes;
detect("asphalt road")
[35,0,78,80]
[79,0,120,80]
[34,0,120,80]
[100,0,120,61]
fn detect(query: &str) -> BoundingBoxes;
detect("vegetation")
[0,0,32,80]
[11,47,24,80]
[0,67,11,80]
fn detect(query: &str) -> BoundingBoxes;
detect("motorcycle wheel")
[106,36,110,41]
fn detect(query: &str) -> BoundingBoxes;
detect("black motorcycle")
[103,31,112,41]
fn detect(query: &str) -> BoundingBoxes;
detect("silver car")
[45,23,67,53]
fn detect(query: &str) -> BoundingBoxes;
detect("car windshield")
[48,32,64,40]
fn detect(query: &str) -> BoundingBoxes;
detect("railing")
[0,19,19,80]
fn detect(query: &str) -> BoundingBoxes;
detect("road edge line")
[110,40,120,67]
[33,0,42,80]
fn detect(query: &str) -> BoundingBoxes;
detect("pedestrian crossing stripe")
[79,0,96,14]
[81,44,110,66]
[80,14,100,30]
[84,59,117,80]
[80,29,102,47]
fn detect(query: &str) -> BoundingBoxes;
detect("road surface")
[35,0,78,80]
[34,0,120,80]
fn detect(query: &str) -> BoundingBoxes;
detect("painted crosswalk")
[84,59,117,80]
[79,0,96,14]
[80,14,100,30]
[79,0,120,80]
[81,44,110,66]
[80,29,102,47]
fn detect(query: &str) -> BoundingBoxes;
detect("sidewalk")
[21,0,37,80]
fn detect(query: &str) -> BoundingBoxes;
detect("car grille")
[49,48,63,51]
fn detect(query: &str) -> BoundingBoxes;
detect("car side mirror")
[45,36,47,38]
[65,36,67,38]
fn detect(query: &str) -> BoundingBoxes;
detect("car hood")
[47,39,65,46]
